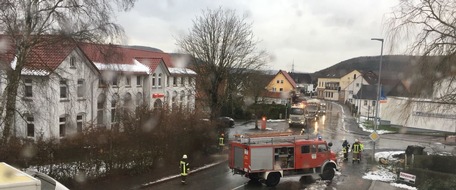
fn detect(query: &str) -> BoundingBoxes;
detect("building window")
[126,76,131,87]
[272,87,276,92]
[59,115,66,137]
[136,92,143,106]
[97,94,105,125]
[77,79,85,98]
[111,95,118,124]
[99,79,107,88]
[24,78,33,98]
[280,80,284,84]
[372,100,376,106]
[136,76,142,86]
[167,76,170,87]
[152,73,156,87]
[354,74,357,79]
[27,116,34,137]
[356,83,360,87]
[70,56,76,68]
[173,77,177,86]
[77,114,84,133]
[181,77,185,87]
[158,74,162,87]
[112,75,118,86]
[349,90,353,95]
[364,100,367,106]
[279,88,283,92]
[60,80,67,99]
[276,80,279,84]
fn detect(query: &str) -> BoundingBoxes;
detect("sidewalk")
[75,153,228,190]
[369,181,401,190]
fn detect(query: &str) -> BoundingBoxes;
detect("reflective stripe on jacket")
[180,160,189,176]
[352,143,360,153]
[219,137,224,146]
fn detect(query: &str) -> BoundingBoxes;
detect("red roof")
[279,70,297,88]
[0,35,83,72]
[79,43,173,67]
[136,57,166,73]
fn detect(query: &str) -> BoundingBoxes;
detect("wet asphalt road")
[145,101,455,190]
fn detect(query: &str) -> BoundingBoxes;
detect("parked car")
[216,117,235,128]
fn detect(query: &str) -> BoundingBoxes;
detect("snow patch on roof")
[94,59,150,74]
[168,67,196,75]
[22,68,50,76]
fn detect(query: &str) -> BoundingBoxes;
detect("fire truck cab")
[229,135,338,187]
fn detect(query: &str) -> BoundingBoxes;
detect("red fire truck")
[228,135,338,187]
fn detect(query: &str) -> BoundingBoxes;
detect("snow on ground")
[358,123,394,134]
[267,119,286,122]
[362,167,396,182]
[374,151,404,162]
[357,117,396,134]
[364,151,419,190]
[390,182,418,190]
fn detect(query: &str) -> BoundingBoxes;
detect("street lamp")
[371,38,384,161]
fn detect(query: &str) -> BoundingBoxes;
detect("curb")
[135,159,227,189]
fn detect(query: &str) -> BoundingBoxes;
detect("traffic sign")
[369,131,380,141]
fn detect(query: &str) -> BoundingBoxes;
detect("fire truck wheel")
[265,172,281,187]
[321,166,335,180]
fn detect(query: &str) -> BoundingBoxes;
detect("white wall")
[381,97,456,133]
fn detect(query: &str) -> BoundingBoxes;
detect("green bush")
[248,103,287,119]
[0,107,218,188]
[404,168,456,189]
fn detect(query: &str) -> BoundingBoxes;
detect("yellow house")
[339,70,362,102]
[266,70,297,92]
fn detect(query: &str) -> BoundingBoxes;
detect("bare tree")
[0,0,136,142]
[386,0,456,102]
[177,8,266,119]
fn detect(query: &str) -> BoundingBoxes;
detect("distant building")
[263,70,297,105]
[288,72,313,95]
[316,73,340,101]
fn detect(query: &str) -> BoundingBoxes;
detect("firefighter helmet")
[355,139,359,143]
[182,154,187,159]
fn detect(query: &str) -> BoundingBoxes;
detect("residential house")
[316,74,340,101]
[288,72,313,96]
[0,37,100,139]
[338,70,362,103]
[356,79,409,120]
[263,70,297,105]
[344,71,378,111]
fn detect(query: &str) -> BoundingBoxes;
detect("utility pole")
[371,38,384,162]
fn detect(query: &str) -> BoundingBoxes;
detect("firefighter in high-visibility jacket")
[180,154,190,184]
[219,133,225,151]
[351,139,361,163]
[359,140,364,161]
[342,138,350,161]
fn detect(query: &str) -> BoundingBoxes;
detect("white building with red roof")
[0,36,196,140]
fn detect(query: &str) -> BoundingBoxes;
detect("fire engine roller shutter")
[251,147,273,170]
[234,146,244,169]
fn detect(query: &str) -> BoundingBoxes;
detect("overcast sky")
[116,0,400,73]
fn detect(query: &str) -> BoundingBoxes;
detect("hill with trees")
[311,55,419,83]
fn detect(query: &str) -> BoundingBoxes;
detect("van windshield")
[290,108,304,115]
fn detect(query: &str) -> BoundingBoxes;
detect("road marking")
[232,184,247,190]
